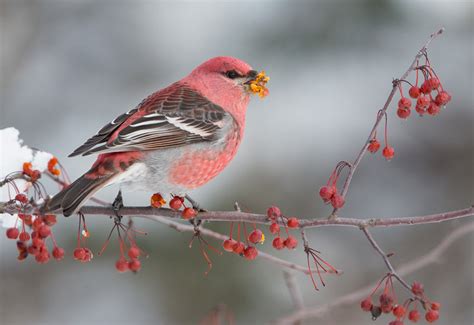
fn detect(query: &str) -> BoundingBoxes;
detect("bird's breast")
[168,128,241,189]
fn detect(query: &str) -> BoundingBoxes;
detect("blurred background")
[1,0,472,324]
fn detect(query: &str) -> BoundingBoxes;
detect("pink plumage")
[47,56,264,216]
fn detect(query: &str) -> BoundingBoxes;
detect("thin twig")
[283,271,304,315]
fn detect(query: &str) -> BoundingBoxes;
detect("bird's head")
[183,56,269,124]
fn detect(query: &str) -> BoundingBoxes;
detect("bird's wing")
[69,84,229,157]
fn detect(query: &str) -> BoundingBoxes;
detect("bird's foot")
[112,190,124,222]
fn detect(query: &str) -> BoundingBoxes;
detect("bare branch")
[283,270,304,311]
[332,27,445,215]
[274,222,474,324]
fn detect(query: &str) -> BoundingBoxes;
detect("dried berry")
[368,139,381,153]
[382,146,395,161]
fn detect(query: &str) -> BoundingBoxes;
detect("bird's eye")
[225,70,240,79]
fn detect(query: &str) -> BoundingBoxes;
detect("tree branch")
[273,222,474,324]
[332,27,445,215]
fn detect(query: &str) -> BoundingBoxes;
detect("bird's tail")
[45,173,116,217]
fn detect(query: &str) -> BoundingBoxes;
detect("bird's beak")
[244,70,270,98]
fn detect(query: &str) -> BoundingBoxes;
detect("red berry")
[434,91,451,106]
[18,231,30,242]
[398,97,412,109]
[129,259,141,272]
[32,237,44,247]
[368,139,381,153]
[30,170,41,182]
[243,246,258,260]
[411,281,424,295]
[248,229,263,244]
[427,77,440,90]
[425,310,439,323]
[169,196,183,210]
[52,247,65,260]
[73,248,86,260]
[128,246,140,259]
[272,237,285,250]
[360,297,373,312]
[397,108,411,119]
[32,217,44,231]
[409,86,420,98]
[382,146,395,161]
[330,193,345,209]
[15,193,28,203]
[35,251,50,264]
[43,214,57,226]
[427,102,440,116]
[287,217,299,228]
[232,242,245,254]
[430,302,441,311]
[28,245,39,255]
[223,239,236,252]
[269,222,280,234]
[388,321,403,325]
[82,248,93,262]
[408,309,421,322]
[38,225,51,238]
[115,258,129,272]
[420,80,431,94]
[416,95,430,110]
[319,186,335,200]
[150,193,166,208]
[181,207,196,220]
[393,305,406,318]
[284,235,298,249]
[6,227,19,239]
[267,206,281,220]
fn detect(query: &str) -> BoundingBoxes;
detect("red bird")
[48,56,268,216]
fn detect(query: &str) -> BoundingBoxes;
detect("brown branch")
[361,227,411,293]
[332,27,445,215]
[274,222,474,324]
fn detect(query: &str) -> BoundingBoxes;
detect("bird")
[46,56,268,216]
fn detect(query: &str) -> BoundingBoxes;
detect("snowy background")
[1,1,473,324]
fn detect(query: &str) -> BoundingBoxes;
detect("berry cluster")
[6,212,64,263]
[369,54,452,162]
[319,161,349,208]
[396,57,451,119]
[72,213,93,263]
[222,221,261,261]
[98,216,147,273]
[368,110,395,161]
[360,275,440,324]
[150,193,197,220]
[267,206,299,250]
